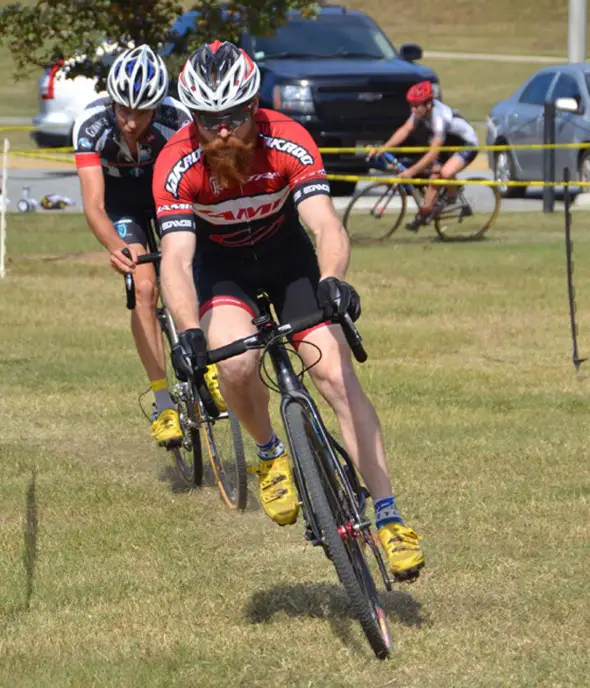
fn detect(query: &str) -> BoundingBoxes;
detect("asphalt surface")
[3,165,588,216]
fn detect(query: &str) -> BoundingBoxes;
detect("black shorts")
[194,230,324,344]
[106,202,155,247]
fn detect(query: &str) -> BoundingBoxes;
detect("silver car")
[486,63,590,197]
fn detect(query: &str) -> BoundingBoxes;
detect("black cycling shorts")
[106,201,155,247]
[193,230,325,345]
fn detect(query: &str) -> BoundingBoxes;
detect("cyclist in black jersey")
[73,45,191,446]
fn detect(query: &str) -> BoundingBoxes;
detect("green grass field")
[1,212,589,686]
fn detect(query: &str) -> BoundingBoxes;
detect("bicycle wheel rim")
[434,180,500,241]
[343,183,406,245]
[201,406,248,510]
[284,401,392,658]
[161,326,203,487]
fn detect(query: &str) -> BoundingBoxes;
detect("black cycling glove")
[171,327,208,382]
[316,277,361,322]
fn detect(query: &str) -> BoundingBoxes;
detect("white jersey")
[411,100,478,146]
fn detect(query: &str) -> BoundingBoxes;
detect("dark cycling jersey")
[74,95,191,245]
[73,95,191,205]
[152,108,330,258]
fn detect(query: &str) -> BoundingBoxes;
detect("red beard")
[201,134,255,190]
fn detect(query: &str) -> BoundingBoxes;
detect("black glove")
[317,277,361,322]
[171,327,208,382]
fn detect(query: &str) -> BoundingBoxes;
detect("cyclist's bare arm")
[298,194,350,280]
[78,165,135,271]
[369,117,415,158]
[403,135,444,178]
[160,231,200,331]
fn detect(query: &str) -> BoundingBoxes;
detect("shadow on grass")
[159,460,261,512]
[23,469,39,611]
[246,581,426,653]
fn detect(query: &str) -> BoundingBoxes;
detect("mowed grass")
[1,212,589,687]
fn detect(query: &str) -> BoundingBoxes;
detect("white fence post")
[0,137,9,279]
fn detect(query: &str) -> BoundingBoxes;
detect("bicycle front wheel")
[434,178,501,242]
[284,402,392,659]
[199,400,248,511]
[342,183,407,245]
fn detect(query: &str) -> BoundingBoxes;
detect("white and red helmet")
[178,40,260,112]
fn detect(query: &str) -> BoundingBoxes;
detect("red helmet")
[406,81,433,105]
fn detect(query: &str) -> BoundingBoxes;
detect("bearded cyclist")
[73,45,191,446]
[152,41,425,582]
[369,80,479,231]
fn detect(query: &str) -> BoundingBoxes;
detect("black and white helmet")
[178,40,260,112]
[107,45,169,110]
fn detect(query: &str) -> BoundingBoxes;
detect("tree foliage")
[0,0,319,84]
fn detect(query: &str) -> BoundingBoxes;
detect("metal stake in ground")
[563,166,587,376]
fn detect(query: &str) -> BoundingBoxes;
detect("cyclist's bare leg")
[431,154,469,207]
[201,305,273,444]
[421,162,443,213]
[128,243,166,382]
[298,324,393,501]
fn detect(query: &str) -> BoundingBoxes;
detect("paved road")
[423,50,568,64]
[3,165,589,215]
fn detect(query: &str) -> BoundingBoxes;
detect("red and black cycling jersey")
[73,95,191,207]
[152,108,331,256]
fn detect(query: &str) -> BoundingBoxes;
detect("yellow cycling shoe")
[204,364,227,412]
[151,408,183,447]
[256,452,299,526]
[378,522,425,582]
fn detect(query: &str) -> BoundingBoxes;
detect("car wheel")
[578,150,590,192]
[329,180,357,197]
[494,150,527,198]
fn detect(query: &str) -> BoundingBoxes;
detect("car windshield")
[252,14,396,60]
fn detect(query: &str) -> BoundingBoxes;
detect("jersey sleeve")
[430,111,447,140]
[152,139,198,237]
[72,103,105,169]
[264,119,330,207]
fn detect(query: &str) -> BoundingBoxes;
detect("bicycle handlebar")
[121,249,367,363]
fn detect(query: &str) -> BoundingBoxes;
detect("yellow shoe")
[378,522,425,582]
[151,408,183,446]
[256,452,299,526]
[204,364,227,412]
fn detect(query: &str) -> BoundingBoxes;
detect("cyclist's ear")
[251,95,260,114]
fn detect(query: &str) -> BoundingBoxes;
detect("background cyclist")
[73,45,191,446]
[369,80,479,231]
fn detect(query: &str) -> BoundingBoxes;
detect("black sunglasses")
[194,103,254,132]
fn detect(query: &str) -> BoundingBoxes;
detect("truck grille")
[314,81,411,123]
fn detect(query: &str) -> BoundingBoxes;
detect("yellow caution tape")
[319,142,590,154]
[326,173,590,188]
[10,150,75,164]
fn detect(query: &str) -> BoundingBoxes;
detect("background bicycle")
[343,152,501,244]
[123,226,248,511]
[204,291,396,659]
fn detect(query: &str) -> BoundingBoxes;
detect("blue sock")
[257,433,285,461]
[375,496,404,529]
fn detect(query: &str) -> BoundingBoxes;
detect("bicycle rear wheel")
[434,179,501,242]
[284,402,392,659]
[199,395,248,511]
[342,183,406,245]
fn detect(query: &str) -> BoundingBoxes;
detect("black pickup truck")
[174,4,441,195]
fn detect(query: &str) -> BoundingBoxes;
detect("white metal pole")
[568,0,587,63]
[0,137,9,279]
